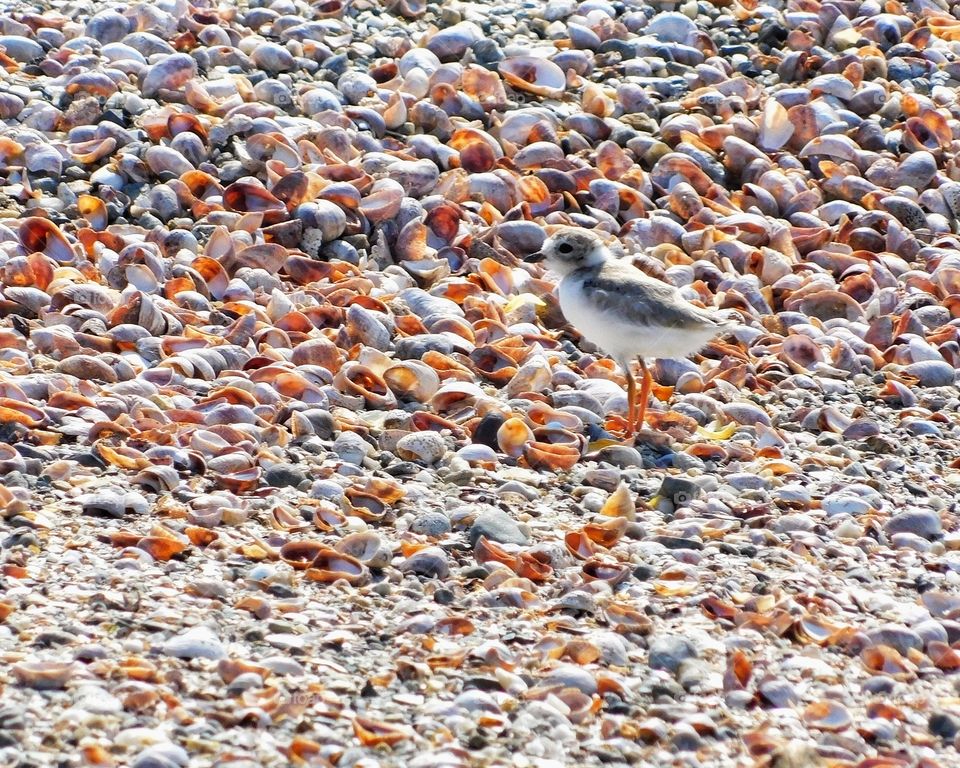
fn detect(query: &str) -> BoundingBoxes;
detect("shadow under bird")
[525,227,736,436]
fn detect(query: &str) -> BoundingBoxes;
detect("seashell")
[335,531,390,569]
[25,144,62,177]
[604,602,652,635]
[216,466,262,494]
[425,21,483,61]
[182,170,223,201]
[396,431,447,465]
[294,0,341,18]
[78,195,109,231]
[12,662,77,690]
[360,179,404,223]
[780,335,824,373]
[793,290,864,322]
[0,35,43,63]
[894,152,937,192]
[565,531,597,560]
[496,417,534,458]
[803,701,853,732]
[0,399,42,428]
[861,645,915,679]
[582,559,631,586]
[109,292,182,336]
[57,355,119,383]
[384,361,440,401]
[353,716,411,747]
[168,112,207,140]
[5,287,50,315]
[141,53,198,98]
[161,626,226,660]
[291,337,343,371]
[79,490,149,518]
[18,218,76,263]
[297,201,347,251]
[399,546,450,579]
[145,145,194,177]
[600,483,635,520]
[470,345,518,384]
[646,12,696,43]
[474,536,521,572]
[341,489,386,523]
[506,359,552,397]
[86,11,131,43]
[386,0,425,18]
[317,182,362,211]
[499,57,566,99]
[64,72,117,98]
[928,641,960,672]
[583,517,628,548]
[225,243,288,274]
[303,500,342,532]
[0,484,29,517]
[279,540,326,570]
[138,531,188,562]
[133,466,180,494]
[798,135,860,163]
[251,43,295,74]
[0,137,24,164]
[0,92,25,120]
[217,658,268,685]
[758,99,793,152]
[51,282,118,314]
[223,180,287,221]
[456,444,498,468]
[305,548,369,586]
[756,676,798,709]
[386,159,439,198]
[902,360,956,388]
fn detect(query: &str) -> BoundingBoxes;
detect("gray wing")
[580,262,728,331]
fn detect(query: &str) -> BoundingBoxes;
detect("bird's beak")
[524,251,545,263]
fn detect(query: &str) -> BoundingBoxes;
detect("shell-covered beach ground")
[3,0,960,765]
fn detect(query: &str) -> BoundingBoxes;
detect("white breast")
[558,277,719,363]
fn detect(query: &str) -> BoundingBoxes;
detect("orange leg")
[624,364,636,437]
[635,358,652,433]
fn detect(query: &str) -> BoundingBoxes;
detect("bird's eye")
[557,243,573,255]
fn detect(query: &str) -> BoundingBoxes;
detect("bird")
[525,226,735,436]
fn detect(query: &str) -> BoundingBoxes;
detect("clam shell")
[499,57,566,98]
[305,549,369,586]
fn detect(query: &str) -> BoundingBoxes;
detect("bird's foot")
[603,414,637,444]
[605,415,661,444]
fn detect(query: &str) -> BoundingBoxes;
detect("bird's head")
[524,227,611,275]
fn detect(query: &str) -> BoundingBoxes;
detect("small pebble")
[410,511,452,537]
[884,510,942,540]
[648,636,699,674]
[264,463,306,489]
[929,712,960,740]
[468,508,529,547]
[161,627,226,660]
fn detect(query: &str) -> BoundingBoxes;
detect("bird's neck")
[566,263,605,280]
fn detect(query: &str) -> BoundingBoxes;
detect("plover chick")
[526,226,735,435]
